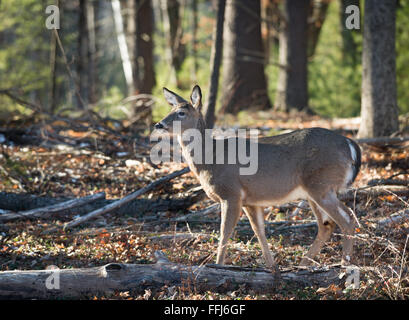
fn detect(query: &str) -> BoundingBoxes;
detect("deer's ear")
[190,85,202,111]
[163,87,187,106]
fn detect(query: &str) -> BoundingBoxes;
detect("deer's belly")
[242,186,308,207]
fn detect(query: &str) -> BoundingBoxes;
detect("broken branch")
[62,167,190,230]
[0,192,106,223]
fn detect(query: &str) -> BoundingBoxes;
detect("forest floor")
[0,110,408,300]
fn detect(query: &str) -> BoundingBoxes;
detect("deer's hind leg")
[308,191,356,266]
[300,200,336,266]
[243,206,276,269]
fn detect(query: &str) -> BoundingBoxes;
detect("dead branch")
[367,179,409,187]
[148,232,210,243]
[174,203,220,221]
[0,89,43,113]
[0,189,203,222]
[377,208,409,228]
[0,192,105,223]
[339,186,409,202]
[62,167,190,230]
[356,136,409,147]
[0,251,344,299]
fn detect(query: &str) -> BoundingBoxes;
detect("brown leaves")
[2,112,409,299]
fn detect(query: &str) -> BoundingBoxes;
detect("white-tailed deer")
[154,85,361,270]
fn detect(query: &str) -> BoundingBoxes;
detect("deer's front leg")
[243,206,276,269]
[216,198,241,265]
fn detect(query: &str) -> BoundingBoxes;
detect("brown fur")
[155,86,361,269]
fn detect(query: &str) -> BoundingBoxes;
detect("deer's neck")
[177,117,211,175]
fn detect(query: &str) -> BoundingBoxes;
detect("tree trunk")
[191,0,198,79]
[77,0,88,108]
[49,21,58,113]
[93,0,100,101]
[125,0,137,91]
[307,0,329,58]
[112,0,135,95]
[339,0,360,66]
[358,0,398,138]
[86,0,97,104]
[203,0,226,129]
[220,0,271,114]
[77,0,98,106]
[0,252,344,299]
[167,0,185,73]
[261,0,276,65]
[275,0,309,113]
[135,0,156,94]
[160,0,178,85]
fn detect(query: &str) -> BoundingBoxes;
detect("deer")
[154,85,361,273]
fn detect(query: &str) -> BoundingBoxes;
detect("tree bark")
[77,0,88,107]
[307,0,329,58]
[49,22,58,113]
[203,0,226,129]
[220,0,271,114]
[167,0,185,73]
[160,0,178,85]
[358,0,399,138]
[339,0,360,66]
[86,0,97,104]
[112,0,135,95]
[191,0,198,80]
[125,0,137,90]
[275,0,309,113]
[135,0,156,94]
[0,251,344,299]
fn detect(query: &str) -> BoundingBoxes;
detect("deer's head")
[154,85,203,135]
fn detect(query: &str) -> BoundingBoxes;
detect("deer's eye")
[178,111,186,118]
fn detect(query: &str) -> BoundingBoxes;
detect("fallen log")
[0,251,345,299]
[0,192,106,222]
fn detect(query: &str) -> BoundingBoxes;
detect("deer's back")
[237,128,358,205]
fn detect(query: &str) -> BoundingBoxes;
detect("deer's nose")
[154,122,164,130]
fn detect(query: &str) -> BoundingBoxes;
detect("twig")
[148,232,210,243]
[0,89,43,113]
[288,200,308,218]
[53,29,86,109]
[397,234,409,299]
[174,203,220,221]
